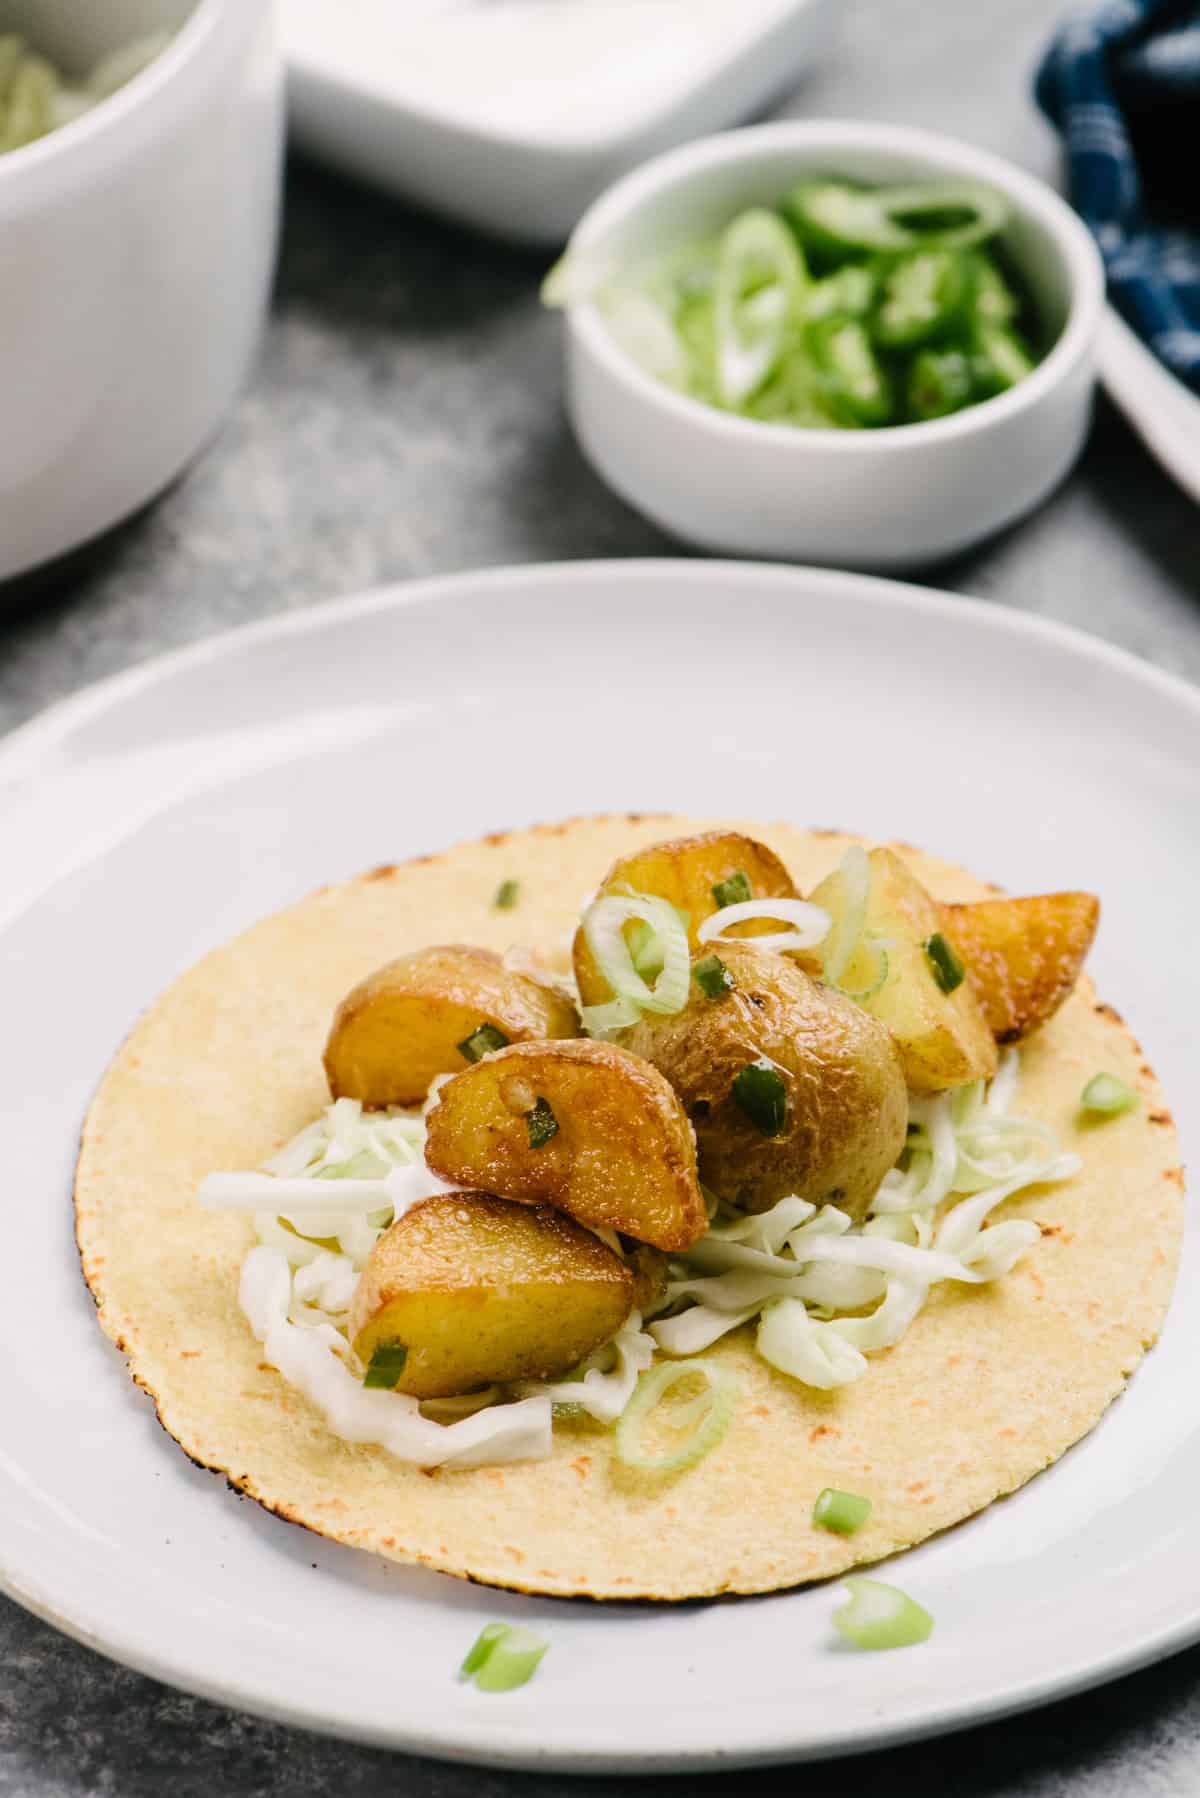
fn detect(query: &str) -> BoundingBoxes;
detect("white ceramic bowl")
[0,0,283,583]
[564,122,1105,568]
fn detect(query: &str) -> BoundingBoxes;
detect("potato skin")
[942,893,1099,1043]
[349,1193,633,1399]
[324,944,578,1108]
[424,1038,707,1252]
[622,942,908,1219]
[574,830,799,1008]
[809,849,997,1092]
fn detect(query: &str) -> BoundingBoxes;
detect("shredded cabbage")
[213,1100,657,1467]
[211,1043,1078,1464]
[649,1049,1078,1389]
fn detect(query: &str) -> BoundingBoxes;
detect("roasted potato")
[324,944,578,1108]
[809,849,997,1092]
[349,1192,633,1398]
[941,892,1099,1043]
[621,941,907,1218]
[574,830,799,1008]
[423,1038,707,1252]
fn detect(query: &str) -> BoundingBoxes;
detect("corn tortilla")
[74,817,1185,1600]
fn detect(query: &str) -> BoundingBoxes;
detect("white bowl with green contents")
[561,121,1104,569]
[0,0,282,584]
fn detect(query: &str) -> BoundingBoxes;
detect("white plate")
[2,560,1198,1770]
[1100,305,1200,505]
[281,0,832,244]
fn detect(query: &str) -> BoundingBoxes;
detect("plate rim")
[4,557,1200,1769]
[6,557,1200,772]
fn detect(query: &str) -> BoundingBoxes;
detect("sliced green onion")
[1080,1073,1139,1117]
[713,210,807,407]
[821,844,871,984]
[581,891,691,1019]
[833,1578,933,1650]
[615,1358,736,1474]
[460,1622,509,1677]
[474,1625,548,1692]
[812,1488,872,1535]
[839,938,890,1001]
[362,1342,408,1389]
[693,954,734,999]
[461,1623,549,1692]
[526,1097,559,1149]
[732,1060,788,1137]
[923,932,966,994]
[580,995,641,1036]
[629,906,689,980]
[712,870,753,909]
[628,918,662,979]
[698,897,830,955]
[458,1022,511,1064]
[493,879,520,911]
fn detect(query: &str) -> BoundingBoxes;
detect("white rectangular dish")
[281,0,833,244]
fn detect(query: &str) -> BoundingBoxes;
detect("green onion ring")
[615,1358,736,1474]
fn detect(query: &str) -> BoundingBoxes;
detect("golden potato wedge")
[941,892,1099,1043]
[349,1193,634,1398]
[808,848,997,1092]
[324,944,578,1108]
[574,830,799,1008]
[622,942,907,1217]
[424,1038,706,1252]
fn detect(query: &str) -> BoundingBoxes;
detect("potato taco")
[75,817,1184,1600]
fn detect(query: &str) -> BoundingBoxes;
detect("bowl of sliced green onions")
[552,121,1103,569]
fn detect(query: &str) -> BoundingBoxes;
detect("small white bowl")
[564,122,1105,568]
[0,0,283,584]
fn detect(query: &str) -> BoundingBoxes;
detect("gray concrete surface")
[1,0,1197,1789]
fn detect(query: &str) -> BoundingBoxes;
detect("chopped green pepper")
[809,315,892,425]
[873,249,974,350]
[906,347,975,420]
[972,323,1037,397]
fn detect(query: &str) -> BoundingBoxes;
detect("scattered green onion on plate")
[460,1623,548,1692]
[833,1578,933,1650]
[1080,1073,1139,1117]
[493,879,520,911]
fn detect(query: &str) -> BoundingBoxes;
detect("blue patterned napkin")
[1036,0,1200,392]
